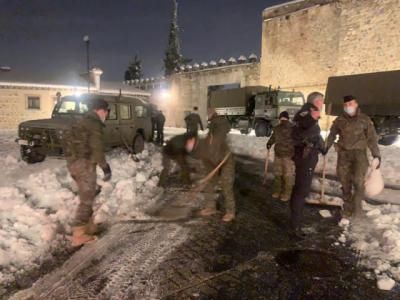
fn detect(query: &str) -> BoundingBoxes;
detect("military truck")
[16,93,153,163]
[209,86,305,137]
[325,70,400,145]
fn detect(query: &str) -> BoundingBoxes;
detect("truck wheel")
[132,134,145,154]
[378,135,398,146]
[255,121,268,137]
[20,146,46,164]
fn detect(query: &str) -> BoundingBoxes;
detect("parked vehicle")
[325,70,400,145]
[16,93,152,163]
[208,86,305,137]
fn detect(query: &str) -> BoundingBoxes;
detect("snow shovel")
[263,149,270,185]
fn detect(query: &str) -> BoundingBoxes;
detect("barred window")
[27,96,40,110]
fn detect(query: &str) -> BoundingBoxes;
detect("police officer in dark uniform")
[290,92,325,236]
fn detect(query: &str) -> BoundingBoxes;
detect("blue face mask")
[344,106,356,116]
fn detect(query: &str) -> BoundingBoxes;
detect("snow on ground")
[1,127,399,290]
[0,131,164,287]
[225,129,400,289]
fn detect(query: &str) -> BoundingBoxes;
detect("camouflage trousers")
[272,156,295,198]
[203,155,236,214]
[337,149,369,217]
[159,154,191,186]
[67,159,97,226]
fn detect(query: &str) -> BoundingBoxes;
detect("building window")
[120,104,132,120]
[27,96,41,110]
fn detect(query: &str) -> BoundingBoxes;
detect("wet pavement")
[8,155,400,299]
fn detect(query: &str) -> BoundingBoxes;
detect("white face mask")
[344,106,356,116]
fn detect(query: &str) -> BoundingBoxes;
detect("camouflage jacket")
[208,114,230,139]
[64,111,107,168]
[185,113,203,131]
[191,136,231,168]
[163,134,189,157]
[156,112,166,128]
[326,110,380,157]
[267,120,294,158]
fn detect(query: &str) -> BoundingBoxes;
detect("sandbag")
[364,158,384,197]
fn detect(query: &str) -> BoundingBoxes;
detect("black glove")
[102,163,112,181]
[266,143,272,150]
[373,156,381,169]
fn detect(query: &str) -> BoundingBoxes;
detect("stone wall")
[0,87,73,130]
[158,63,260,127]
[260,0,400,97]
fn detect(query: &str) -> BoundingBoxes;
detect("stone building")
[0,68,148,130]
[128,56,260,127]
[261,0,400,97]
[129,0,400,129]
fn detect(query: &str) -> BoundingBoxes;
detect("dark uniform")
[192,113,235,217]
[326,109,380,217]
[267,119,295,200]
[185,112,204,135]
[290,105,324,231]
[159,133,193,187]
[156,111,166,145]
[64,110,111,227]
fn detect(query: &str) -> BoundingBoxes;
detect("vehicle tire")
[20,146,46,164]
[132,134,145,154]
[378,135,398,146]
[255,121,268,137]
[265,125,273,137]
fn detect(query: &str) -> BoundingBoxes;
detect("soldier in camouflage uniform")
[64,98,112,247]
[192,108,235,222]
[325,95,381,218]
[184,106,204,136]
[266,111,294,202]
[158,132,197,187]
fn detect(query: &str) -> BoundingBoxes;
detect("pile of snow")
[338,203,400,289]
[0,138,164,286]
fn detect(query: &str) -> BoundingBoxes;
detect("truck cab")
[209,86,305,137]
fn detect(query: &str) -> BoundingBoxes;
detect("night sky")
[0,0,288,84]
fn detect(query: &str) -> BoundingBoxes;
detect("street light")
[83,35,90,93]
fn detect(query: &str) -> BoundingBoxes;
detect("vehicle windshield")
[278,93,304,106]
[54,97,89,114]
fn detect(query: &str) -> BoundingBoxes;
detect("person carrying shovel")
[192,108,235,222]
[266,111,295,202]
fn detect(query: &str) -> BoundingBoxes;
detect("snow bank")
[0,133,164,287]
[338,203,400,287]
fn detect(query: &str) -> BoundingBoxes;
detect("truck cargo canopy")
[325,70,400,116]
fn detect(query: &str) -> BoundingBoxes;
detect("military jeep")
[16,93,153,163]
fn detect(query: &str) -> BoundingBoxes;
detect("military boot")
[71,225,97,247]
[272,176,282,199]
[222,212,235,222]
[280,176,293,202]
[85,217,99,235]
